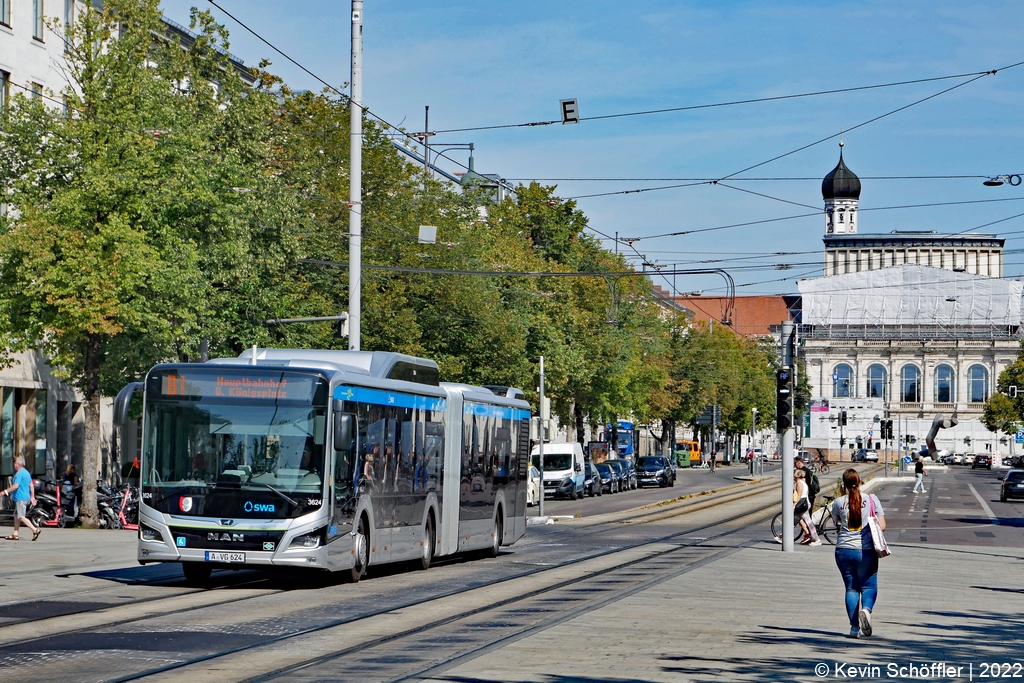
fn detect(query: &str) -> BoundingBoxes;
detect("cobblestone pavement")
[423,539,1024,683]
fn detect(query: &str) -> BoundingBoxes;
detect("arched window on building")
[968,365,989,403]
[866,364,887,400]
[900,365,921,403]
[934,364,955,403]
[833,363,853,398]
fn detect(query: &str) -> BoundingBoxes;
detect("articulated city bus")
[115,349,531,585]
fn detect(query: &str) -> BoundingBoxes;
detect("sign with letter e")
[560,98,580,124]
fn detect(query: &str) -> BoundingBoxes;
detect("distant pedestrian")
[2,456,41,541]
[830,469,886,638]
[709,452,716,474]
[794,469,820,546]
[913,458,927,493]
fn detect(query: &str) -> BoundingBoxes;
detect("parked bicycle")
[771,494,836,544]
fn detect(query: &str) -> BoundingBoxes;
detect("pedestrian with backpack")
[795,456,820,508]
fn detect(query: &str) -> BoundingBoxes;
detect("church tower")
[821,141,861,235]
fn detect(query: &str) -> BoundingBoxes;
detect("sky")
[159,0,1024,296]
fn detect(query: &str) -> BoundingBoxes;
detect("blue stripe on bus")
[464,402,531,421]
[334,385,447,412]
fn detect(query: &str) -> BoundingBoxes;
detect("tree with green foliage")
[0,0,289,525]
[982,354,1024,439]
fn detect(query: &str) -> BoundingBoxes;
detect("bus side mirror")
[113,382,144,428]
[334,412,354,451]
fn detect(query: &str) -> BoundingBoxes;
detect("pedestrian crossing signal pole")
[778,321,796,552]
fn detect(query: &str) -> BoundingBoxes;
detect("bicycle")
[771,494,836,545]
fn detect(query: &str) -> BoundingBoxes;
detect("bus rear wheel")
[349,517,369,583]
[419,515,435,571]
[487,514,502,558]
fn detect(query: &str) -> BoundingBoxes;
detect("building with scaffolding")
[798,149,1020,459]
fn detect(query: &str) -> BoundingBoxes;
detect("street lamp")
[983,174,1022,187]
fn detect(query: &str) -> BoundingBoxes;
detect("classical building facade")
[799,150,1019,458]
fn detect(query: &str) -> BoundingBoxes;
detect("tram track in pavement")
[0,463,878,673]
[0,472,781,650]
[95,490,782,683]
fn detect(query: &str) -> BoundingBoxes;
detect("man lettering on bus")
[2,456,41,541]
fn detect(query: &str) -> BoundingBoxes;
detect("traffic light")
[776,367,794,432]
[840,410,848,426]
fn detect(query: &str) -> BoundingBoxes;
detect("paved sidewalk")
[426,540,1024,682]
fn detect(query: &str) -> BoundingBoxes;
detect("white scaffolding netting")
[799,264,1023,326]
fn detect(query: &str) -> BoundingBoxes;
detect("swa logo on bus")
[243,501,275,513]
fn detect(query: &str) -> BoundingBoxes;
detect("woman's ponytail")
[843,468,863,529]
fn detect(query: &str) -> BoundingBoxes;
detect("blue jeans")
[835,548,878,627]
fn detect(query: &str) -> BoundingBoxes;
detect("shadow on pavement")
[658,609,1024,681]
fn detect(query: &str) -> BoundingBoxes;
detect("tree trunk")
[574,402,585,447]
[79,334,103,528]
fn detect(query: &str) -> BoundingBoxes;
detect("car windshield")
[638,457,664,468]
[533,453,572,470]
[596,464,612,475]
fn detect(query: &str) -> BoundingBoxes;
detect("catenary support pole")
[781,321,796,552]
[539,356,545,518]
[348,0,363,350]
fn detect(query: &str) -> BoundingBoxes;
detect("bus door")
[329,405,358,548]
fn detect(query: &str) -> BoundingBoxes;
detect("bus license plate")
[205,551,245,563]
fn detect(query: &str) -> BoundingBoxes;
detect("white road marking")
[968,483,999,524]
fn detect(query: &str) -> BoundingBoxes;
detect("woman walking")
[794,470,820,546]
[830,469,886,638]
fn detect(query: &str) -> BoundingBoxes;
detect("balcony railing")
[770,324,1022,341]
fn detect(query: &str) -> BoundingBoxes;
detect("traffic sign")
[560,98,580,124]
[1016,428,1024,444]
[903,455,912,464]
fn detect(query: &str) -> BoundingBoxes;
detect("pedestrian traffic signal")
[840,410,848,426]
[776,367,794,432]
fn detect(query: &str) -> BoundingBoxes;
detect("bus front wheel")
[349,517,369,583]
[182,562,212,587]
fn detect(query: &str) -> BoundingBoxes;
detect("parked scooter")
[28,480,66,528]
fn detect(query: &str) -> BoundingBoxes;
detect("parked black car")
[598,462,618,493]
[600,460,626,493]
[1000,470,1024,502]
[608,458,637,490]
[637,456,675,488]
[973,454,993,470]
[584,462,603,497]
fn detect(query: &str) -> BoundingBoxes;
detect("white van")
[531,442,586,499]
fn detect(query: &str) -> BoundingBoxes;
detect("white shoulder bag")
[866,494,891,558]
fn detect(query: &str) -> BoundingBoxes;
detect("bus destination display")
[158,371,319,401]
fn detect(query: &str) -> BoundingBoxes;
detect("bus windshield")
[142,368,329,518]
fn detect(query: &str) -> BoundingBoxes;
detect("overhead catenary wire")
[565,61,1024,202]
[431,69,1007,134]
[626,195,1024,241]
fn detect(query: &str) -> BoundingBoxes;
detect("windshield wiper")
[243,482,299,507]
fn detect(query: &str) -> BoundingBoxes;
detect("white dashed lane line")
[967,483,999,524]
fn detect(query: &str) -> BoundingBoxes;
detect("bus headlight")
[140,524,163,543]
[290,531,322,549]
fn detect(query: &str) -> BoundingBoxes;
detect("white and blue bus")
[115,349,531,585]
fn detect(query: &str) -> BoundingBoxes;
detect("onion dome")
[821,143,861,200]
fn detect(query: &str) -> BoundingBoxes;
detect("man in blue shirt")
[2,456,41,541]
